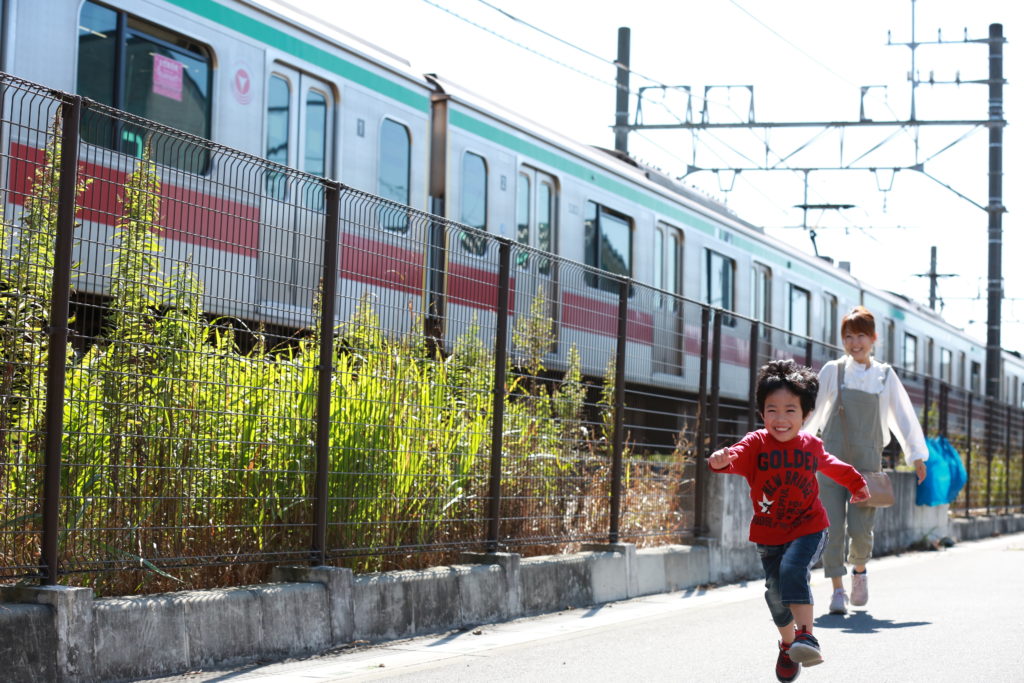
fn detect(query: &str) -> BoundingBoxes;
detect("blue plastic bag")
[916,436,968,506]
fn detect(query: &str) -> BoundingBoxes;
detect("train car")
[1,0,435,331]
[0,0,1019,410]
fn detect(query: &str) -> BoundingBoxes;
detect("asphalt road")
[150,532,1024,683]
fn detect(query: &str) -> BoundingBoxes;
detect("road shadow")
[815,611,931,634]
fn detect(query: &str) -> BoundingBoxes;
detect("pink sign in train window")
[152,54,184,101]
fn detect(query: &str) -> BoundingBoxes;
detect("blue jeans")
[756,529,828,627]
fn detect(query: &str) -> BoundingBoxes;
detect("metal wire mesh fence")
[0,73,1020,595]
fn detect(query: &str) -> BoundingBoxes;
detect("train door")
[513,167,558,338]
[258,65,333,325]
[653,222,683,375]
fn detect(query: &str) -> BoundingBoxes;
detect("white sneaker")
[851,572,868,606]
[828,588,848,614]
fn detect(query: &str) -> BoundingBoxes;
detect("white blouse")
[803,356,929,465]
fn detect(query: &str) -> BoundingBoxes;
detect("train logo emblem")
[232,67,252,105]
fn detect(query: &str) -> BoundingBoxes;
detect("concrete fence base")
[3,471,1022,682]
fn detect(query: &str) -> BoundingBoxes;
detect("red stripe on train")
[339,232,424,295]
[562,291,654,344]
[8,143,259,257]
[447,261,518,312]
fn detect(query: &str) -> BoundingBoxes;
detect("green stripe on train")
[167,0,429,111]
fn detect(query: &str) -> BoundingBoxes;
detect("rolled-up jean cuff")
[758,529,828,625]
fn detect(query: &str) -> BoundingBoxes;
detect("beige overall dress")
[817,362,888,577]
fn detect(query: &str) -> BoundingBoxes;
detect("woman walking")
[803,306,928,614]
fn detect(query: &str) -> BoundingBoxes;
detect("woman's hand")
[708,447,738,470]
[850,485,871,504]
[914,459,927,484]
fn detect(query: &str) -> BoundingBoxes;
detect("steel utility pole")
[913,246,957,311]
[614,27,630,155]
[985,23,1005,400]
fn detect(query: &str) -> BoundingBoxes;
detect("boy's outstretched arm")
[708,446,739,471]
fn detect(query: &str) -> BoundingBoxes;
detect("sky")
[295,0,1020,352]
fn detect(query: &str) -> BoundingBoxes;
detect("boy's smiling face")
[760,387,808,443]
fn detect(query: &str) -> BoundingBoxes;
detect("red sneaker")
[788,628,824,667]
[776,641,801,682]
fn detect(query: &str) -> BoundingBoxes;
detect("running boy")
[708,359,869,682]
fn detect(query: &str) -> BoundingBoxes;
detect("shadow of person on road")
[814,611,932,634]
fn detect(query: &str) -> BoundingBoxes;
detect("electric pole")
[913,246,958,311]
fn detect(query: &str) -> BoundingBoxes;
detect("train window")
[751,263,771,337]
[585,201,632,294]
[654,229,663,297]
[703,250,735,317]
[788,285,810,344]
[379,119,411,231]
[655,223,683,303]
[753,264,770,335]
[970,361,981,394]
[516,173,530,266]
[459,152,488,255]
[304,91,328,177]
[904,333,918,373]
[265,67,334,206]
[515,169,557,273]
[537,181,554,274]
[822,293,838,346]
[77,0,212,173]
[885,319,896,365]
[265,75,290,199]
[941,348,953,383]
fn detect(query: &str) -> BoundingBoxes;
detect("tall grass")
[1,143,692,595]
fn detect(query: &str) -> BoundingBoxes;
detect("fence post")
[485,240,512,552]
[709,310,723,452]
[985,397,993,514]
[1005,404,1012,512]
[748,322,759,432]
[965,394,973,517]
[939,382,949,438]
[694,307,710,535]
[923,376,931,437]
[1019,407,1024,512]
[311,181,341,566]
[40,95,81,585]
[608,278,629,544]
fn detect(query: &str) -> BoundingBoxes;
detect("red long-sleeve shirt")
[709,430,867,545]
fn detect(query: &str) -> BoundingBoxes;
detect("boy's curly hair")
[755,359,818,415]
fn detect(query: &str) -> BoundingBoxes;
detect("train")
[1,0,1022,412]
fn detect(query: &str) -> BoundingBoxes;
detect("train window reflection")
[704,249,735,313]
[788,285,810,344]
[265,74,290,199]
[904,333,918,374]
[379,119,411,231]
[77,0,211,173]
[751,263,771,336]
[585,201,632,294]
[459,152,488,255]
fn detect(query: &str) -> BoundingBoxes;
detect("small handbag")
[837,363,895,508]
[855,470,895,508]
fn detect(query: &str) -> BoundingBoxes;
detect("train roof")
[242,0,429,87]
